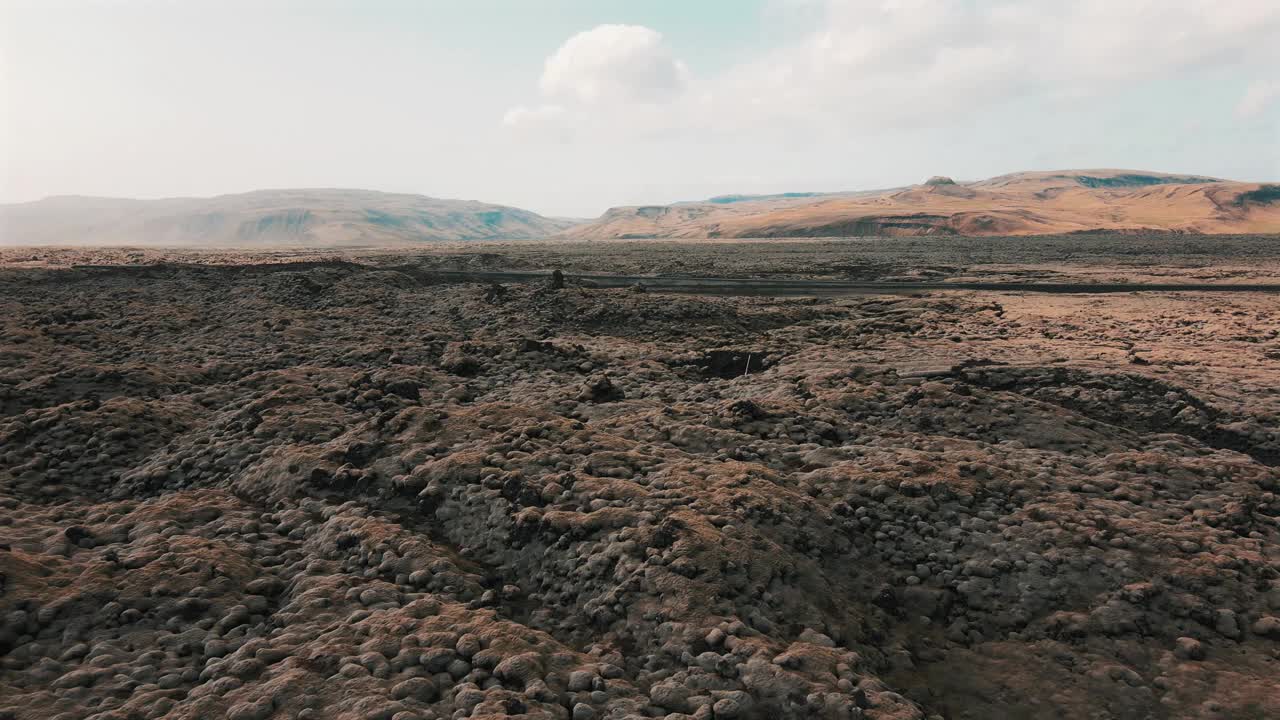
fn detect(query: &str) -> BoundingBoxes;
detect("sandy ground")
[1,239,1279,720]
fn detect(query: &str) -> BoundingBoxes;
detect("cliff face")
[0,189,575,246]
[562,170,1280,239]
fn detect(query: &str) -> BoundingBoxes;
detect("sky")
[2,0,1278,218]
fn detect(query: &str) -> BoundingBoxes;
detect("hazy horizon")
[3,0,1279,218]
[1,166,1246,218]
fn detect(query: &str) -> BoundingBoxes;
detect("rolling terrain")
[0,190,576,247]
[564,170,1280,239]
[2,243,1279,720]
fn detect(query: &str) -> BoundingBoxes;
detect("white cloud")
[539,24,687,106]
[502,103,565,128]
[503,24,689,131]
[1237,80,1280,120]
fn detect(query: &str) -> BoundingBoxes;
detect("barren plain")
[2,236,1280,720]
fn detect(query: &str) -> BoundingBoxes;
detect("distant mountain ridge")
[562,169,1280,239]
[4,170,1276,246]
[0,189,574,246]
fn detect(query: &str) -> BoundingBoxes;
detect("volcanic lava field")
[2,238,1279,720]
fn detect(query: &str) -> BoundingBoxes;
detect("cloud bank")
[505,0,1280,137]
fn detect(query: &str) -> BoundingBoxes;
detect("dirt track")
[27,263,1280,296]
[388,270,1280,295]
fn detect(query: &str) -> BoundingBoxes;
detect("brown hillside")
[563,170,1280,238]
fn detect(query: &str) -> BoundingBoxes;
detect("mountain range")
[561,170,1280,239]
[1,170,1277,246]
[0,189,575,246]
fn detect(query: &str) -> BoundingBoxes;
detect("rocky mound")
[1,259,1278,720]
